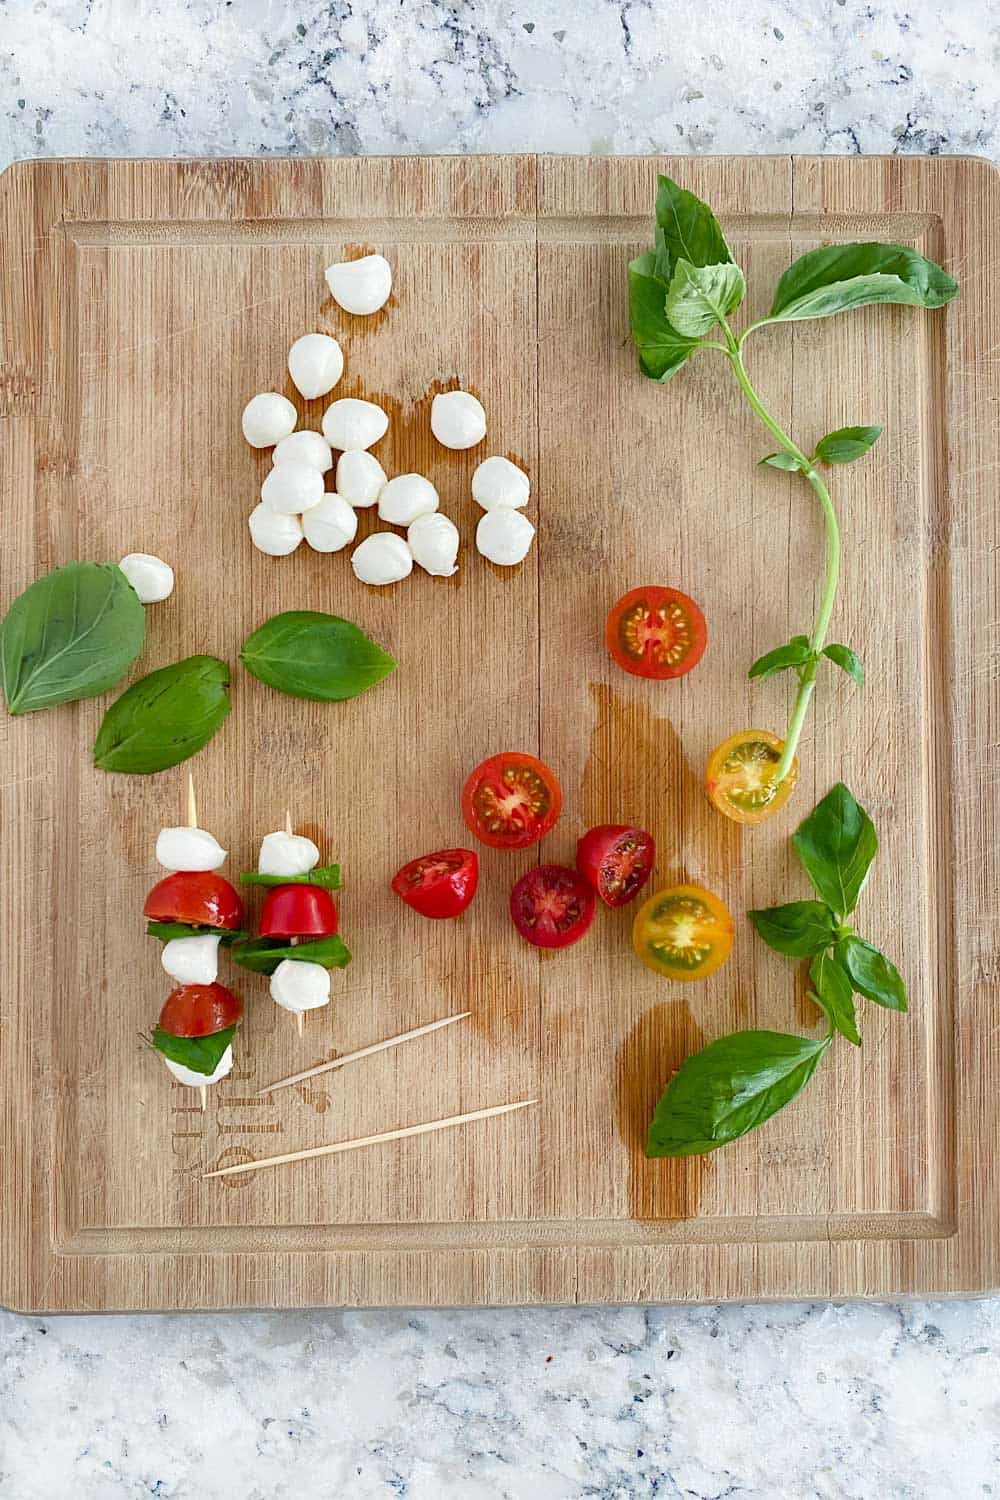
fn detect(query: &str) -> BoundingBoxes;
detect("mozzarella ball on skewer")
[260,461,325,516]
[324,254,392,315]
[476,506,535,565]
[377,474,439,526]
[472,455,530,510]
[119,553,174,604]
[155,826,226,871]
[163,1045,234,1088]
[248,504,303,556]
[258,830,320,876]
[242,392,297,448]
[407,512,459,577]
[322,397,389,452]
[351,532,413,585]
[431,391,486,450]
[270,958,331,1013]
[272,431,333,473]
[302,493,358,553]
[161,933,222,986]
[336,450,387,508]
[288,333,344,400]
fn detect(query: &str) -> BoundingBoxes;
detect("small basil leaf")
[231,935,352,975]
[654,175,733,278]
[822,644,865,686]
[241,611,396,703]
[792,782,877,916]
[768,243,958,323]
[94,655,230,774]
[146,920,247,944]
[748,901,838,958]
[240,865,342,891]
[760,451,804,471]
[836,936,908,1012]
[151,1023,237,1077]
[814,425,883,464]
[809,952,860,1046]
[1,561,146,715]
[646,1029,831,1157]
[628,255,700,383]
[749,639,813,682]
[664,259,746,338]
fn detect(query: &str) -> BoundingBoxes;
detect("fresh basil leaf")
[654,175,733,278]
[836,936,908,1012]
[814,425,883,464]
[749,637,812,681]
[760,451,804,471]
[792,782,877,916]
[646,1029,831,1157]
[241,611,396,703]
[231,935,352,975]
[822,644,864,686]
[146,920,247,944]
[240,865,342,891]
[151,1023,237,1077]
[809,952,860,1046]
[768,243,958,323]
[628,255,700,383]
[749,901,838,958]
[664,259,746,338]
[94,655,230,774]
[1,561,146,715]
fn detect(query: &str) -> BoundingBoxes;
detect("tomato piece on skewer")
[144,871,244,930]
[158,982,243,1038]
[259,884,339,938]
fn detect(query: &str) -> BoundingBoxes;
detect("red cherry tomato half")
[606,585,707,679]
[144,872,244,930]
[158,982,243,1038]
[259,883,339,938]
[461,752,563,850]
[510,864,596,950]
[391,848,479,919]
[576,824,656,907]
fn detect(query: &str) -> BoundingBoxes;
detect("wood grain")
[0,154,996,1311]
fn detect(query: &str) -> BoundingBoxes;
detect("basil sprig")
[647,785,907,1158]
[240,865,341,891]
[231,935,352,975]
[94,655,231,773]
[151,1023,236,1077]
[146,920,247,945]
[241,611,395,703]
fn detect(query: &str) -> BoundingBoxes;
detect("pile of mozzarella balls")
[241,253,535,586]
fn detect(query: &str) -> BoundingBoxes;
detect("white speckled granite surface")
[1,1,999,1495]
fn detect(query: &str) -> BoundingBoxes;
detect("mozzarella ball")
[431,390,486,450]
[287,333,344,400]
[119,552,174,604]
[336,449,387,508]
[155,825,226,872]
[378,473,439,527]
[270,958,332,1014]
[472,455,530,511]
[351,532,413,586]
[248,504,303,557]
[272,430,333,473]
[258,830,320,876]
[164,1044,233,1089]
[407,513,460,577]
[161,933,222,986]
[302,492,358,553]
[322,398,389,452]
[476,506,536,566]
[242,392,297,448]
[324,254,392,315]
[260,461,325,516]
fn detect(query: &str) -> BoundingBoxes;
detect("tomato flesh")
[144,872,244,930]
[461,752,563,850]
[391,848,479,919]
[260,884,339,938]
[510,864,596,949]
[576,824,655,907]
[606,586,707,680]
[632,884,734,981]
[158,982,243,1038]
[705,729,799,825]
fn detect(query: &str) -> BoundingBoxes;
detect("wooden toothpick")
[184,772,209,1112]
[284,808,305,1037]
[255,1011,471,1097]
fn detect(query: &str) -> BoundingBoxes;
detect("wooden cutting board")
[1,154,997,1312]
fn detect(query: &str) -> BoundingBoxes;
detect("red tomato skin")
[259,884,339,938]
[576,824,656,907]
[391,849,479,919]
[144,872,244,930]
[510,864,596,950]
[606,585,708,680]
[158,982,243,1038]
[461,751,563,851]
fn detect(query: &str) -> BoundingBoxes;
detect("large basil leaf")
[809,951,860,1046]
[654,175,732,278]
[240,865,341,891]
[836,936,908,1012]
[792,782,877,916]
[1,561,146,715]
[94,655,231,774]
[628,255,700,383]
[768,243,958,323]
[152,1023,236,1077]
[231,934,352,975]
[665,259,746,338]
[646,1029,831,1157]
[241,611,396,703]
[748,900,838,958]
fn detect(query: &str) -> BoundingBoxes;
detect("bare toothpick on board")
[255,1011,471,1097]
[184,772,209,1115]
[285,807,304,1038]
[202,1098,538,1179]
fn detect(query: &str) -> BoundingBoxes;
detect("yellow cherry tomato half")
[632,883,734,982]
[705,728,799,826]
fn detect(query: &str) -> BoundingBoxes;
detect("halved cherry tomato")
[632,884,734,981]
[144,872,244,930]
[705,728,799,825]
[158,982,243,1038]
[606,586,707,680]
[576,824,655,907]
[260,884,339,938]
[461,752,562,850]
[391,848,479,919]
[510,864,596,949]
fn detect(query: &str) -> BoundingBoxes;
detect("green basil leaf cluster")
[231,934,352,975]
[240,865,342,891]
[151,1023,237,1077]
[94,655,231,773]
[241,611,396,703]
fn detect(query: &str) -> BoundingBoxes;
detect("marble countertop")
[1,0,998,1495]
